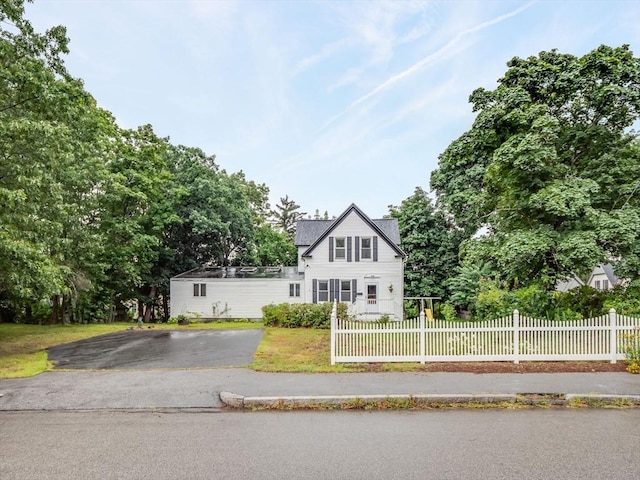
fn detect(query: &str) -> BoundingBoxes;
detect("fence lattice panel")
[330,306,640,364]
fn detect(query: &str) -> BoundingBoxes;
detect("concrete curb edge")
[219,391,640,409]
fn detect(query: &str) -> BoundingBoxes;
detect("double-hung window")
[289,283,301,297]
[318,280,329,302]
[193,283,206,297]
[360,237,372,260]
[334,237,346,260]
[340,280,351,302]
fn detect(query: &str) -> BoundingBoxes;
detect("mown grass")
[251,328,366,373]
[0,320,260,379]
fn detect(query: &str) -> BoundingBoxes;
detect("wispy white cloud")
[292,38,349,77]
[322,1,535,130]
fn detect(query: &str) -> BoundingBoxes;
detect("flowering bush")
[621,327,640,374]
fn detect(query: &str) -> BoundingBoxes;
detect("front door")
[365,283,378,313]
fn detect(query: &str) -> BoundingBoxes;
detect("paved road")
[1,409,639,479]
[1,369,639,411]
[48,329,264,369]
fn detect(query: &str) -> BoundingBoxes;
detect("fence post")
[513,309,520,364]
[419,309,426,364]
[609,308,617,364]
[330,300,337,365]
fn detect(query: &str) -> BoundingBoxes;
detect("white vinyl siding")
[172,277,303,320]
[301,210,404,319]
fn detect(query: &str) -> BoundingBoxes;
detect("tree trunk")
[162,291,169,322]
[143,285,157,322]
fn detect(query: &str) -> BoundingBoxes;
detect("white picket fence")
[329,302,640,365]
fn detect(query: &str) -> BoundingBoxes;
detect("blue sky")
[26,0,640,219]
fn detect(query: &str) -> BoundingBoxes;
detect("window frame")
[340,280,351,302]
[193,283,206,297]
[334,237,346,260]
[318,280,329,302]
[360,237,372,260]
[289,283,301,297]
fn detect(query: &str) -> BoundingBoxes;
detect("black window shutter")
[347,236,352,262]
[355,236,360,262]
[352,279,357,303]
[373,236,378,262]
[312,279,318,303]
[329,279,335,301]
[329,237,334,262]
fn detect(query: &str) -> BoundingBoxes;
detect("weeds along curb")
[219,391,640,410]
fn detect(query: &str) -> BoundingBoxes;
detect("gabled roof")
[297,203,405,259]
[588,263,624,286]
[555,274,584,292]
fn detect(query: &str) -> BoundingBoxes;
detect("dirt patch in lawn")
[372,361,629,374]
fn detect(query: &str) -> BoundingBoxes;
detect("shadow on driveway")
[48,329,264,370]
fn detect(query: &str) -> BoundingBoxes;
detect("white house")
[170,204,406,320]
[587,264,627,291]
[556,264,629,292]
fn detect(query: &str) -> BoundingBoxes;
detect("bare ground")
[366,361,629,374]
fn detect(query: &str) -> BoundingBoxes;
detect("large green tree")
[431,45,640,290]
[0,0,116,322]
[389,187,464,298]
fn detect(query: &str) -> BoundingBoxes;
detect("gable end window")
[289,283,301,297]
[334,237,346,260]
[595,280,601,290]
[193,283,206,297]
[361,237,372,260]
[603,279,609,290]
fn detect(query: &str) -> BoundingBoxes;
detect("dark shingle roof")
[295,217,401,246]
[295,204,404,261]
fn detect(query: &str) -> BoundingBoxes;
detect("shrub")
[621,327,640,374]
[475,281,514,320]
[439,302,457,322]
[261,302,347,328]
[168,314,190,325]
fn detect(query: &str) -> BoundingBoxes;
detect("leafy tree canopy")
[431,45,640,290]
[389,187,464,298]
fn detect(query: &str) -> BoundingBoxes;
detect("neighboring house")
[555,274,584,293]
[556,264,628,292]
[587,264,627,291]
[170,203,407,320]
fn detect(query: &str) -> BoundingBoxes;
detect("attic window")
[335,237,346,260]
[361,237,372,259]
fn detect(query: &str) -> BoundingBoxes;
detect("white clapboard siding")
[303,212,404,319]
[170,278,303,320]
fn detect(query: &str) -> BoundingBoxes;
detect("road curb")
[219,391,640,409]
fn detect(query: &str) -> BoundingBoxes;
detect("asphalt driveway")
[47,329,264,370]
